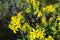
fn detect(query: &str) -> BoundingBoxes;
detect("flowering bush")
[0,0,60,40]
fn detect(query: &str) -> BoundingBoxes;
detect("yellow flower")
[31,0,35,4]
[32,1,40,6]
[58,22,60,30]
[30,0,40,10]
[30,28,37,40]
[26,0,40,10]
[58,22,60,25]
[42,17,46,24]
[37,11,42,17]
[45,35,54,40]
[43,4,56,12]
[8,24,16,33]
[56,16,60,20]
[30,28,45,40]
[46,4,56,12]
[37,29,45,39]
[8,12,24,33]
[8,16,20,33]
[17,12,22,17]
[56,16,60,30]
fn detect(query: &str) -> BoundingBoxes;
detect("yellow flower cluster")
[37,10,42,18]
[43,4,56,13]
[56,16,60,30]
[8,16,20,33]
[42,17,46,24]
[32,1,40,10]
[56,16,60,21]
[26,0,40,10]
[56,16,60,25]
[30,28,54,40]
[8,12,24,33]
[30,28,45,40]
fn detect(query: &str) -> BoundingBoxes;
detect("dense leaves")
[0,0,60,40]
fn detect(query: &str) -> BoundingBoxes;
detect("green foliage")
[0,0,60,40]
